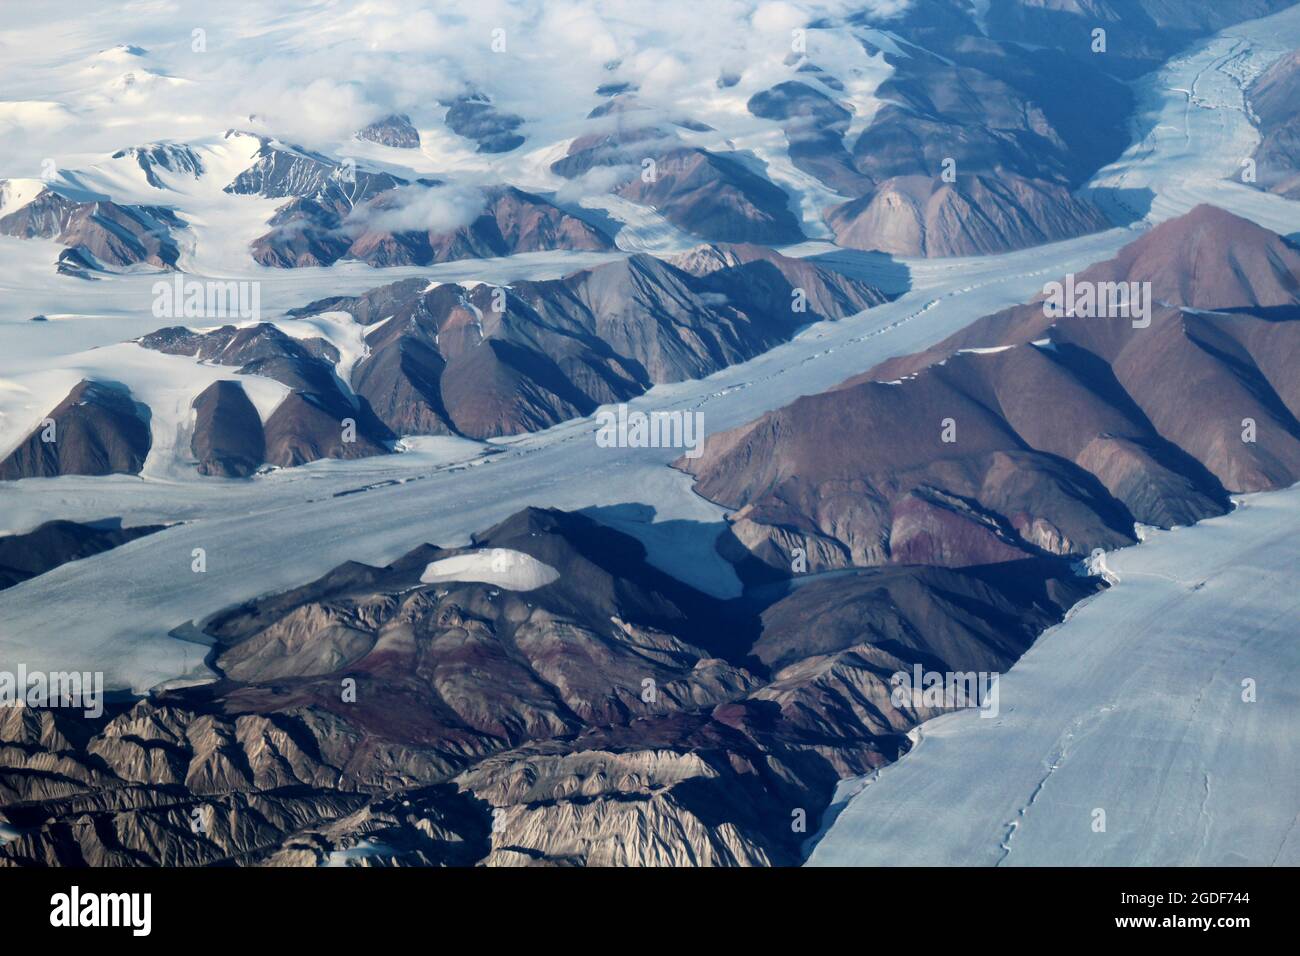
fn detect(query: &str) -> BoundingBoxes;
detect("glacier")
[807,486,1300,866]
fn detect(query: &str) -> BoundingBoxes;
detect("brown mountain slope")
[873,204,1300,381]
[1247,50,1300,199]
[681,207,1300,575]
[0,508,1096,867]
[140,323,393,468]
[0,183,183,272]
[252,184,613,269]
[301,244,888,439]
[827,172,1109,258]
[0,381,151,480]
[191,381,266,477]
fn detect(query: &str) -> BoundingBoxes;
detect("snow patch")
[419,548,560,591]
[0,179,47,219]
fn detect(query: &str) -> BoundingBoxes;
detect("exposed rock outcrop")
[0,508,1097,867]
[0,183,183,271]
[357,113,421,149]
[827,172,1109,258]
[1247,51,1300,199]
[190,380,266,477]
[111,142,204,188]
[139,323,392,468]
[551,106,804,244]
[297,244,888,439]
[443,93,524,153]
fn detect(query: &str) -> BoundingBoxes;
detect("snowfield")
[420,549,561,591]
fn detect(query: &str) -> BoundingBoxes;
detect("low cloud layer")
[0,0,911,177]
[345,183,486,236]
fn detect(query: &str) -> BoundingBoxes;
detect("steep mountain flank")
[190,380,266,477]
[1247,50,1300,199]
[139,323,392,467]
[551,104,804,244]
[300,244,887,438]
[0,381,151,480]
[0,182,183,272]
[681,207,1300,575]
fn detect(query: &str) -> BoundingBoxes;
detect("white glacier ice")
[808,486,1300,866]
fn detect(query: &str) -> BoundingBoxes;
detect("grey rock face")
[0,183,183,271]
[357,113,421,149]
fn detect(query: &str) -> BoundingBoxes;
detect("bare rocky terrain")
[442,92,525,154]
[138,322,394,468]
[551,102,806,244]
[88,242,892,471]
[222,133,612,268]
[2,0,1298,875]
[0,507,1096,866]
[0,183,183,272]
[190,381,267,477]
[357,113,421,149]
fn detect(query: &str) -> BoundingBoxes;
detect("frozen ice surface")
[808,486,1300,866]
[807,6,1300,866]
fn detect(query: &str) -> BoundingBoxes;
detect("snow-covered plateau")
[420,549,561,591]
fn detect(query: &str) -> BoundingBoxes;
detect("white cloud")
[346,183,486,236]
[0,0,908,178]
[554,164,637,203]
